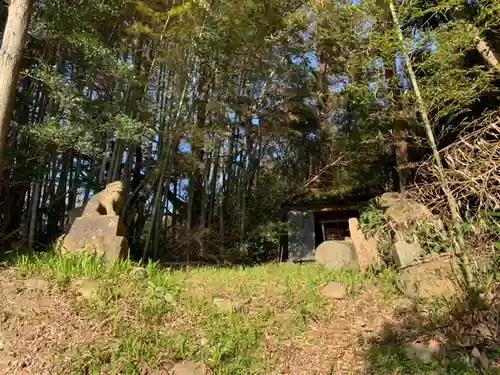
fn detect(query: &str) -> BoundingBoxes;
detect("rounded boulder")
[315,240,359,269]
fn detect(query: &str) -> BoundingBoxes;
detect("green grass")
[366,342,500,375]
[13,251,376,374]
[10,251,495,375]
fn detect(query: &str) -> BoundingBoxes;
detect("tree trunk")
[28,176,41,249]
[389,0,474,291]
[0,0,33,173]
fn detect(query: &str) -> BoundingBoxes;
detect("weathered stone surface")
[314,240,358,269]
[67,215,125,238]
[377,192,432,226]
[318,281,345,299]
[397,258,458,299]
[393,241,423,268]
[62,234,128,263]
[348,217,381,273]
[377,192,400,208]
[288,210,316,260]
[171,361,208,375]
[0,355,15,371]
[81,180,124,217]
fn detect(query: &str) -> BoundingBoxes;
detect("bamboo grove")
[0,0,498,263]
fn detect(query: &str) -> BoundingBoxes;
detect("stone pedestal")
[397,258,458,299]
[61,216,128,263]
[67,216,125,237]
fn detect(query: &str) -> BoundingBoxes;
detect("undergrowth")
[10,251,497,374]
[12,251,397,374]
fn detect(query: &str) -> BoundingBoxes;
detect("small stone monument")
[348,217,381,273]
[60,181,128,263]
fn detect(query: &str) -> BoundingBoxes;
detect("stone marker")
[348,217,381,273]
[64,206,84,231]
[66,215,125,237]
[318,281,346,299]
[62,229,128,263]
[315,240,358,269]
[392,241,423,268]
[60,181,129,263]
[397,258,458,299]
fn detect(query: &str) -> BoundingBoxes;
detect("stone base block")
[393,241,423,268]
[61,234,128,263]
[67,215,125,238]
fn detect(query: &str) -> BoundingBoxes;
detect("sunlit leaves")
[113,114,153,143]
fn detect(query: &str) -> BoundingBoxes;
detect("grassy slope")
[4,252,497,374]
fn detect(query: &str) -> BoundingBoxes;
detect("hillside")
[1,254,499,374]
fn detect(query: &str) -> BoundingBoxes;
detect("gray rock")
[318,281,346,299]
[393,242,423,268]
[171,361,208,375]
[378,192,432,225]
[377,192,402,209]
[397,258,458,299]
[314,240,358,269]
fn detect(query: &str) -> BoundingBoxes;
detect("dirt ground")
[0,268,398,375]
[0,269,113,375]
[1,265,499,375]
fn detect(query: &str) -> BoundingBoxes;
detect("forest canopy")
[0,0,498,263]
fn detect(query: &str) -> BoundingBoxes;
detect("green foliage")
[359,206,388,235]
[358,205,395,261]
[2,0,499,264]
[409,221,450,254]
[359,201,452,256]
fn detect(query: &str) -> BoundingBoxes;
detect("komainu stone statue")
[60,181,128,263]
[81,180,124,217]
